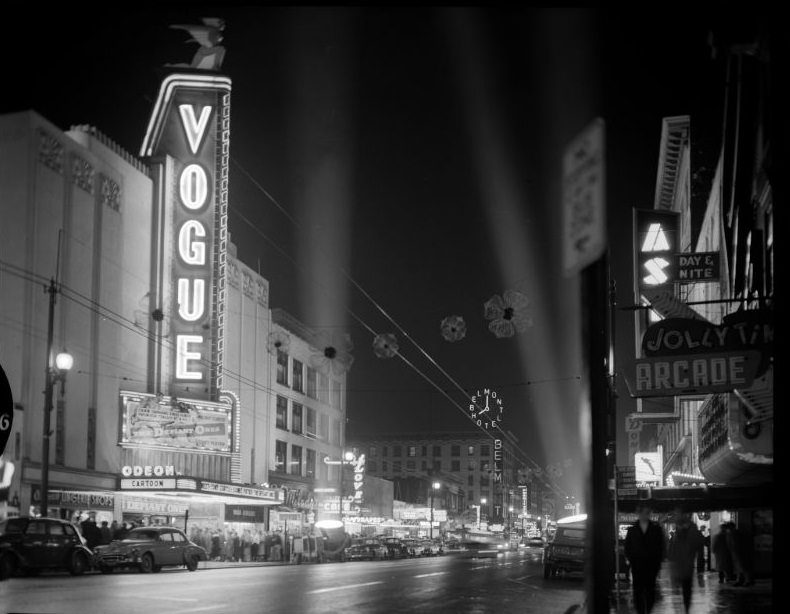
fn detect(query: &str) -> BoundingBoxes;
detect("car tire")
[185,554,199,572]
[99,565,114,575]
[544,564,553,579]
[139,553,155,573]
[69,551,88,576]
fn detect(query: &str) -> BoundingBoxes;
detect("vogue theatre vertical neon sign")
[174,104,212,382]
[141,73,232,401]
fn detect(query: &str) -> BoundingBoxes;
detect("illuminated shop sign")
[493,439,503,483]
[119,391,232,453]
[634,209,679,289]
[634,452,663,485]
[49,491,115,510]
[225,505,266,523]
[121,465,176,477]
[630,351,761,397]
[343,452,366,507]
[140,73,232,401]
[121,497,189,515]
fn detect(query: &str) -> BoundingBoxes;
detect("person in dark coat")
[99,520,112,545]
[625,503,665,614]
[667,509,704,614]
[712,523,734,583]
[80,514,103,550]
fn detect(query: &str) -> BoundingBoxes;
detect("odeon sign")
[121,465,176,477]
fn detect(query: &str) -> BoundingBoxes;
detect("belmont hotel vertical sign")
[140,74,231,402]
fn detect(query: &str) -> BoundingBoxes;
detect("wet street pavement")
[611,566,772,614]
[0,548,585,613]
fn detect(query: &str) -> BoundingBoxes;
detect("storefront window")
[306,367,317,399]
[407,446,416,457]
[276,350,289,386]
[306,449,316,479]
[292,403,303,434]
[291,445,303,476]
[276,396,288,430]
[468,445,476,456]
[292,359,304,392]
[275,440,287,472]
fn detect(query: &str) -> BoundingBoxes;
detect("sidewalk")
[611,569,772,613]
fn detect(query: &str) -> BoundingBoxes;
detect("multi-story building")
[627,30,772,573]
[265,308,347,528]
[348,432,523,526]
[0,64,349,533]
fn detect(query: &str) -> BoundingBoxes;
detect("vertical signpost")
[563,118,611,614]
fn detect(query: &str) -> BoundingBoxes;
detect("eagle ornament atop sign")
[168,18,227,71]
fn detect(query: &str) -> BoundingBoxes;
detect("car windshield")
[122,529,160,541]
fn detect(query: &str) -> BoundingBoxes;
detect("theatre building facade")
[0,69,288,528]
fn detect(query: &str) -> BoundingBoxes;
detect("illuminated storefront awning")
[117,476,284,506]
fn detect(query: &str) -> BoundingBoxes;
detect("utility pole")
[40,278,57,519]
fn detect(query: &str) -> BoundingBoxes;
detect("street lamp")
[430,481,441,540]
[41,344,72,518]
[508,506,514,535]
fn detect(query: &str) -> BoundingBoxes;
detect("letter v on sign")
[178,105,213,155]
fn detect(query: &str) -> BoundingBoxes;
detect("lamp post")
[41,280,73,518]
[508,505,514,536]
[430,481,440,539]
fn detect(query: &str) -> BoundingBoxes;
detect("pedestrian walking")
[712,523,734,583]
[625,502,665,614]
[729,524,755,586]
[667,508,704,614]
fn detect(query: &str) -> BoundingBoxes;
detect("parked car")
[92,526,207,573]
[419,539,443,556]
[343,540,388,562]
[0,517,93,578]
[401,539,425,557]
[380,537,409,559]
[543,521,585,578]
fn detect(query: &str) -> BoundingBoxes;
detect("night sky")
[6,7,764,497]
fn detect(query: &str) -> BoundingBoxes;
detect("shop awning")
[117,476,285,506]
[616,483,773,513]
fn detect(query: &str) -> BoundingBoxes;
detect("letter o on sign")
[179,164,208,210]
[121,466,132,477]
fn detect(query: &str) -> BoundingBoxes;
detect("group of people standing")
[624,503,753,614]
[189,526,286,562]
[74,514,137,549]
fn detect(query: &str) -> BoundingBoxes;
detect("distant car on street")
[462,540,499,559]
[92,526,207,573]
[0,517,93,579]
[380,537,409,559]
[401,539,426,557]
[343,540,388,561]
